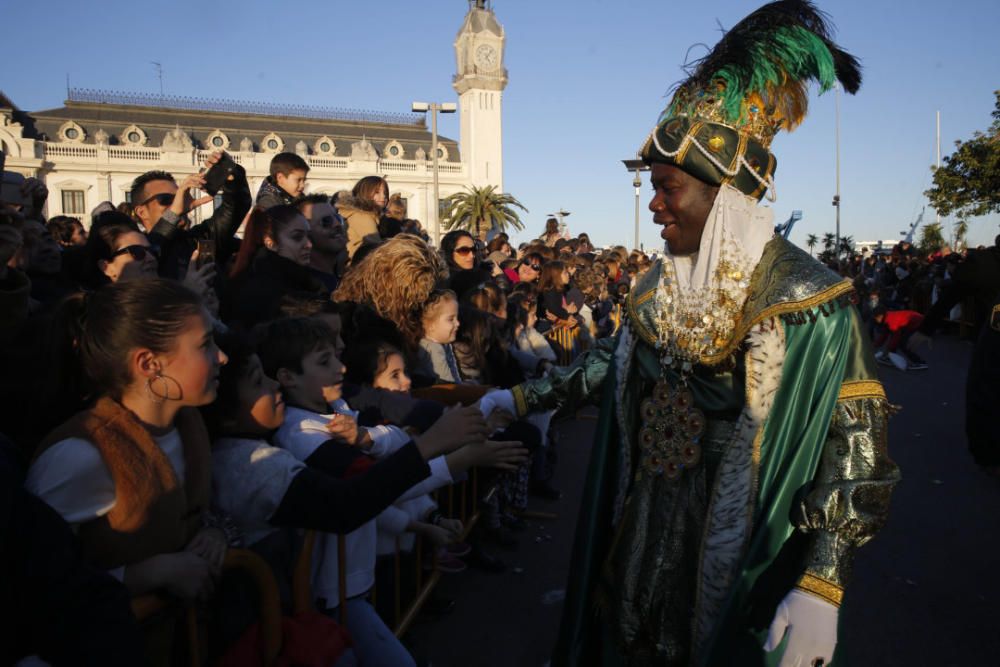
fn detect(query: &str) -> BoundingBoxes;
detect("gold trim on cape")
[838,380,886,402]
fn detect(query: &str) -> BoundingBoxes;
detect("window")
[267,139,278,149]
[62,190,85,215]
[65,128,79,140]
[212,136,224,147]
[320,141,331,152]
[128,131,141,143]
[388,146,400,157]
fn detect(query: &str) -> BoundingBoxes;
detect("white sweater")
[275,403,453,605]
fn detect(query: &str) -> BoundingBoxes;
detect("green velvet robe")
[511,238,900,666]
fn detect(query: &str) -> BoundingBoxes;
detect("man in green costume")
[478,2,899,665]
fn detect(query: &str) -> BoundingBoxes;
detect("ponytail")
[229,205,302,280]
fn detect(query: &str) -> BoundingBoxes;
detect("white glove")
[764,589,838,667]
[477,389,516,419]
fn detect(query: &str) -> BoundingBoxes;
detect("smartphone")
[196,239,216,268]
[202,153,238,196]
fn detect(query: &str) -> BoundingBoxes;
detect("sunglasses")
[525,263,541,271]
[139,192,175,207]
[454,246,476,255]
[113,244,158,261]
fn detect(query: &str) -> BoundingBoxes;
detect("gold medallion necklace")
[638,236,753,480]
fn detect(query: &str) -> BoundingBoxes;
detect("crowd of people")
[824,235,1000,472]
[3,143,997,665]
[0,150,660,666]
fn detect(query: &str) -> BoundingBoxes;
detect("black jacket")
[1,437,146,666]
[254,176,296,211]
[148,161,252,280]
[922,246,1000,334]
[224,249,329,327]
[966,291,1000,467]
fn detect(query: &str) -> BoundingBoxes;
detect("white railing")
[438,164,462,173]
[308,156,349,169]
[109,147,161,161]
[43,144,98,159]
[379,160,418,173]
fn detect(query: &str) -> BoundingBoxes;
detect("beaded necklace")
[638,228,756,480]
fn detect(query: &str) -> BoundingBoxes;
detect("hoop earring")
[145,374,171,404]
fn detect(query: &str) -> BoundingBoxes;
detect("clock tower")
[453,0,507,191]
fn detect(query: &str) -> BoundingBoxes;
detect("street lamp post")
[622,159,650,250]
[412,101,457,246]
[833,82,841,258]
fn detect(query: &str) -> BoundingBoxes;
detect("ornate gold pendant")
[638,377,706,479]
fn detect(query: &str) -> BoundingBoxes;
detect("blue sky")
[3,0,998,249]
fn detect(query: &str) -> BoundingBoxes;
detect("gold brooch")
[638,377,706,479]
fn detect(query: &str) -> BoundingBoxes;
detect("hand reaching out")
[327,413,361,446]
[415,404,490,459]
[456,440,529,472]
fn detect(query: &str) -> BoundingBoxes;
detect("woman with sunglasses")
[440,230,479,274]
[82,212,216,313]
[84,216,159,288]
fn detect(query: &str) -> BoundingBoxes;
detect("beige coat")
[336,196,382,260]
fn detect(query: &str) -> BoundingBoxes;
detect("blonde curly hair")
[333,234,448,347]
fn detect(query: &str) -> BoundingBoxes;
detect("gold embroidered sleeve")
[511,335,617,417]
[793,385,900,599]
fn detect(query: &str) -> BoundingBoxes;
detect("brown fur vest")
[35,397,211,569]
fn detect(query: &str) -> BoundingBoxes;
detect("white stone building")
[0,1,507,242]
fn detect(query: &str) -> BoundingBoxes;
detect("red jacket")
[884,310,924,332]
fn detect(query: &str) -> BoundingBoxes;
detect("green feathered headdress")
[640,0,861,201]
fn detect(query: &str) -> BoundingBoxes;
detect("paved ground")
[411,332,1000,666]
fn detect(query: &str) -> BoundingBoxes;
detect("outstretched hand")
[415,404,490,459]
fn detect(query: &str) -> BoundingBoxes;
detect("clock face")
[475,44,498,70]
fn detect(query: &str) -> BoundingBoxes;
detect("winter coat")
[225,249,329,327]
[336,196,383,260]
[254,176,296,211]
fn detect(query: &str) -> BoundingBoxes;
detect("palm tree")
[838,235,854,257]
[954,220,969,250]
[441,185,527,239]
[822,232,835,253]
[806,234,819,256]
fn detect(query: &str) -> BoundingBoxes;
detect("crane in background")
[900,207,925,245]
[774,210,803,239]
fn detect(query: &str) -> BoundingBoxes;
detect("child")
[417,289,463,384]
[871,305,930,370]
[257,317,525,666]
[256,152,309,210]
[26,280,227,629]
[538,260,583,365]
[347,339,470,574]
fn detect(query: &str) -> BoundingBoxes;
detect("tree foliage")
[918,222,945,254]
[954,219,969,250]
[441,185,527,237]
[806,233,818,256]
[925,90,1000,218]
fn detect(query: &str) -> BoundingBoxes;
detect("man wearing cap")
[479,2,898,665]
